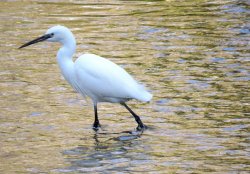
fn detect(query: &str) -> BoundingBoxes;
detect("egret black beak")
[19,33,53,49]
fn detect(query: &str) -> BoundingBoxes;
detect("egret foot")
[136,124,147,131]
[92,122,101,131]
[92,125,101,131]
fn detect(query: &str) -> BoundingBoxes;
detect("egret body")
[19,25,152,130]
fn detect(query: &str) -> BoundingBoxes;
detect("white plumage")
[74,53,152,103]
[19,25,152,131]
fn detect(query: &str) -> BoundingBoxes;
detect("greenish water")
[0,0,249,173]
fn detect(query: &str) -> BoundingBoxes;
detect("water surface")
[0,0,249,173]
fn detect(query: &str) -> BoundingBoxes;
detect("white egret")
[19,25,152,131]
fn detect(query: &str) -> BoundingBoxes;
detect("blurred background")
[0,0,249,173]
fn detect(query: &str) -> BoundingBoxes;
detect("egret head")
[19,25,75,49]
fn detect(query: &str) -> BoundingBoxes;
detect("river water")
[0,0,249,173]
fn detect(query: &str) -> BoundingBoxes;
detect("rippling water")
[0,0,249,173]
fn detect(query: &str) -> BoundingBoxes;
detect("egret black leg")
[93,103,100,130]
[121,102,146,130]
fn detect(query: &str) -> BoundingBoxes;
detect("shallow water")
[0,0,249,173]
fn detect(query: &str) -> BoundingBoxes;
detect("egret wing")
[74,54,149,102]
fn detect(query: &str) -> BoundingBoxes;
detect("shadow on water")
[59,129,153,173]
